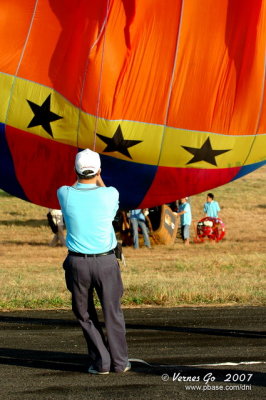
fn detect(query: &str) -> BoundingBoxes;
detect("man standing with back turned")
[57,148,130,374]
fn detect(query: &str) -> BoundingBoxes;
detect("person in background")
[176,198,191,245]
[204,193,220,218]
[129,209,151,249]
[57,148,130,375]
[120,210,133,247]
[168,200,178,213]
[48,208,65,247]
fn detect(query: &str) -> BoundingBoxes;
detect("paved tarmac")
[0,306,265,400]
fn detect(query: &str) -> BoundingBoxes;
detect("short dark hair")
[207,193,214,199]
[75,169,97,180]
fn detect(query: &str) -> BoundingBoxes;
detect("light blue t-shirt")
[204,201,220,218]
[57,183,118,254]
[178,202,191,226]
[129,209,145,221]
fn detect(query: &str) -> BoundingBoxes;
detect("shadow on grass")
[0,191,11,197]
[1,241,51,246]
[0,219,48,227]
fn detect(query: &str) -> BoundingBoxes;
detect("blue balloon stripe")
[232,160,266,181]
[100,154,157,209]
[0,123,28,200]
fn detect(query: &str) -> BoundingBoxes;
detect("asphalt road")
[0,306,265,400]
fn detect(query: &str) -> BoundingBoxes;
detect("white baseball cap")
[75,148,101,176]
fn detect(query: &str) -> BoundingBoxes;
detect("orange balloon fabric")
[0,0,265,208]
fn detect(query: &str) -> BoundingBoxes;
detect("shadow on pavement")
[0,315,265,339]
[0,347,265,388]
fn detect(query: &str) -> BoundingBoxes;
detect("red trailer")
[195,217,226,242]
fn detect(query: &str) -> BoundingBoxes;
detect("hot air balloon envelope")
[0,0,265,209]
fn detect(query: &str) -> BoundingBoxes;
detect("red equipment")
[195,217,225,242]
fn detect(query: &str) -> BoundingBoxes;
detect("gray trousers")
[63,253,128,372]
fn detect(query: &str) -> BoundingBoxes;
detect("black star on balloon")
[182,137,231,166]
[27,94,63,137]
[97,125,142,159]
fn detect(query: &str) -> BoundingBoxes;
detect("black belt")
[68,250,114,258]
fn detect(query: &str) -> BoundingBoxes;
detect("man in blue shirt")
[204,193,220,218]
[177,198,192,245]
[57,148,130,375]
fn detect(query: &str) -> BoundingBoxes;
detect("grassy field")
[0,167,265,310]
